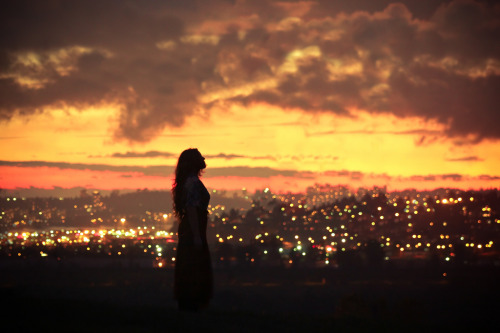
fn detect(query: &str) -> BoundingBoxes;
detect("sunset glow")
[1,0,499,194]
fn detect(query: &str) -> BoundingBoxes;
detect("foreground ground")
[1,260,499,332]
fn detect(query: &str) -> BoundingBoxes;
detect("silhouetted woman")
[172,148,212,311]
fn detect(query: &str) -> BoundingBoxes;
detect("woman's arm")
[186,206,203,249]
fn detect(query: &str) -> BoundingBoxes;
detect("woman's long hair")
[172,148,204,218]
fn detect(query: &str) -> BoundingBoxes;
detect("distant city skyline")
[2,186,497,269]
[1,0,499,193]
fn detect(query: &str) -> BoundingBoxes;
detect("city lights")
[2,184,498,268]
[0,186,498,268]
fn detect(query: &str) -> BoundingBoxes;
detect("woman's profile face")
[199,153,206,170]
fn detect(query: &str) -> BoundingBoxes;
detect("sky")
[1,0,499,194]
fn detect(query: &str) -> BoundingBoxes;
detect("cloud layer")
[2,160,497,193]
[1,0,499,142]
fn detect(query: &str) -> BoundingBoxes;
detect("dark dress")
[174,175,212,310]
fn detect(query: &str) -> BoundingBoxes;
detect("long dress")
[174,175,212,310]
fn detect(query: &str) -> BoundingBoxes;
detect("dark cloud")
[479,175,500,181]
[2,160,498,184]
[0,0,189,141]
[306,128,442,137]
[107,151,275,160]
[409,175,430,182]
[445,155,483,162]
[205,153,246,159]
[388,64,500,141]
[204,166,298,178]
[308,0,453,20]
[0,160,296,178]
[0,160,175,177]
[111,151,176,158]
[1,0,499,142]
[408,175,439,182]
[324,170,363,178]
[441,173,463,181]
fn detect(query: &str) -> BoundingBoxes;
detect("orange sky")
[1,1,499,194]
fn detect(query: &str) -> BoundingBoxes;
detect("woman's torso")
[178,175,210,240]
